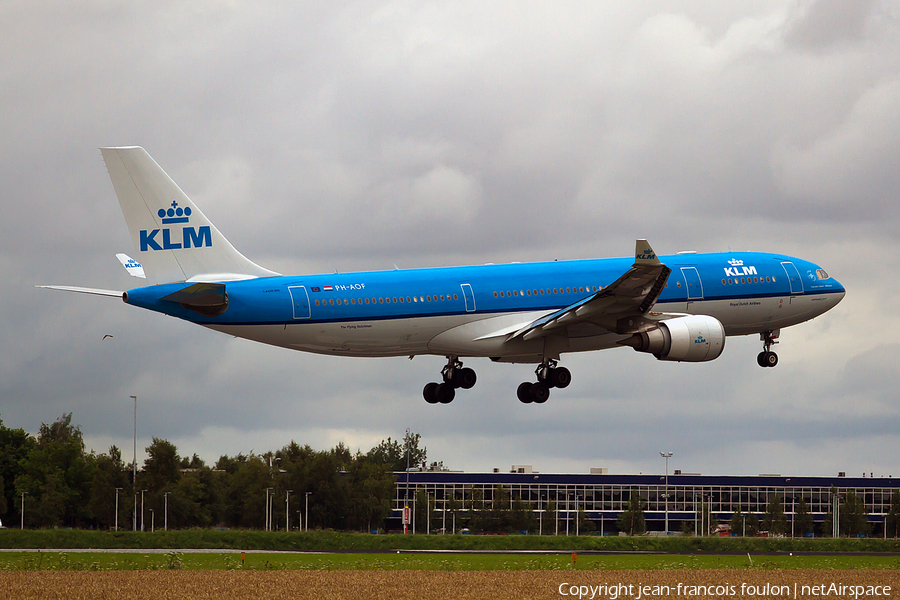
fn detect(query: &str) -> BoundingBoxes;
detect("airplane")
[40,147,846,404]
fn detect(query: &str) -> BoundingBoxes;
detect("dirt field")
[1,570,898,600]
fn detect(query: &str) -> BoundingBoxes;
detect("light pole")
[286,490,293,532]
[555,494,559,536]
[660,452,672,535]
[134,493,138,531]
[130,395,137,532]
[150,508,155,533]
[575,494,580,537]
[164,491,171,531]
[791,496,795,539]
[305,491,311,532]
[114,488,122,531]
[265,488,273,531]
[539,494,544,536]
[20,492,27,529]
[140,490,147,531]
[404,428,410,535]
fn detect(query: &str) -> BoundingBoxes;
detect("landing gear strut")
[423,357,476,404]
[757,330,780,368]
[517,360,571,404]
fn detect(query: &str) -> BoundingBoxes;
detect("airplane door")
[781,262,804,294]
[460,283,476,312]
[680,267,704,300]
[288,286,311,319]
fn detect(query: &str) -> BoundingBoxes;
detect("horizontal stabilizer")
[37,285,123,298]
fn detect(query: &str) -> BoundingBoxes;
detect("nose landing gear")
[423,357,477,404]
[757,330,780,368]
[517,360,571,404]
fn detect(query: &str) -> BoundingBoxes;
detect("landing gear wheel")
[517,382,534,404]
[531,382,550,403]
[763,351,778,367]
[549,367,571,389]
[423,382,439,404]
[454,367,477,389]
[435,382,455,404]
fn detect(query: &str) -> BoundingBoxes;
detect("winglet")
[634,239,661,265]
[116,253,146,279]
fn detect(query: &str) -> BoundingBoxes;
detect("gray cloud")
[2,1,898,479]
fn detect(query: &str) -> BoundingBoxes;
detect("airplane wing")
[510,239,671,342]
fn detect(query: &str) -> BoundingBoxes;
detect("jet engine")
[622,315,725,362]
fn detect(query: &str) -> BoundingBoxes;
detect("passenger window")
[454,294,458,300]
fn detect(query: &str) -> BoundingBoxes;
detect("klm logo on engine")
[140,201,212,251]
[724,257,757,278]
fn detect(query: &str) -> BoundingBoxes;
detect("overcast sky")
[2,0,899,479]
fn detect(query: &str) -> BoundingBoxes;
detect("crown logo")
[158,200,192,224]
[728,258,744,267]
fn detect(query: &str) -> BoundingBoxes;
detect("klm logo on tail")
[140,201,211,251]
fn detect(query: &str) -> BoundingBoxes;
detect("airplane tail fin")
[100,147,280,284]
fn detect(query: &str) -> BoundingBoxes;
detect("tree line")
[3,413,900,536]
[0,413,424,531]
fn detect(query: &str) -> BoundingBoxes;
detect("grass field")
[3,550,899,599]
[2,551,899,571]
[4,529,900,553]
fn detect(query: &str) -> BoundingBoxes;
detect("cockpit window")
[816,269,829,280]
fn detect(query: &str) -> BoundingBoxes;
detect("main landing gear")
[423,357,477,404]
[517,360,571,404]
[757,330,780,368]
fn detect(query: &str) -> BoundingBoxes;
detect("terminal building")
[390,465,900,535]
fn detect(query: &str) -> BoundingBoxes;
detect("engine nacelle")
[623,315,725,362]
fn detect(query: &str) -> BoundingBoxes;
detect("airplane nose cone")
[829,279,846,307]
